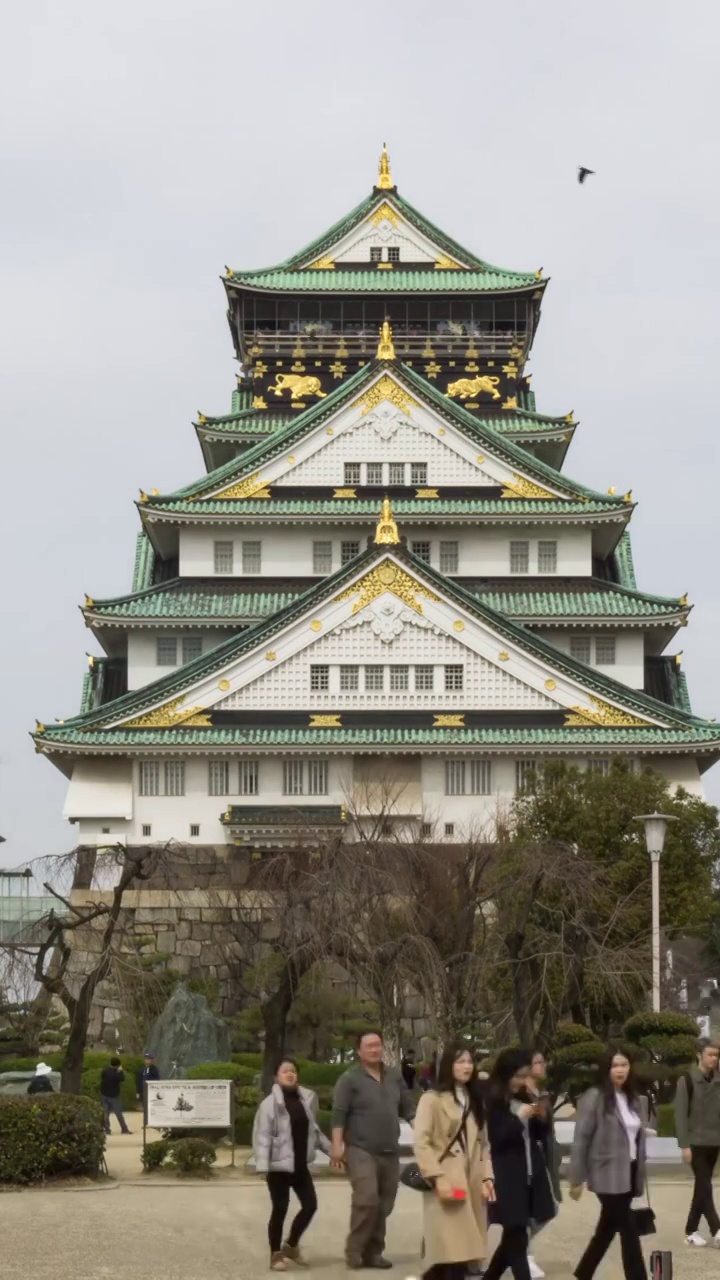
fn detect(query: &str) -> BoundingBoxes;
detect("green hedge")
[81,1067,138,1113]
[186,1062,256,1084]
[0,1095,105,1184]
[656,1103,676,1137]
[230,1053,348,1087]
[0,1051,146,1078]
[623,1012,701,1043]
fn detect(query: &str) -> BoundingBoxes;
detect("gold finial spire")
[376,319,396,360]
[374,498,400,545]
[377,142,393,190]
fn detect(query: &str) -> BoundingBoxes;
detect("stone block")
[135,908,179,925]
[180,908,202,921]
[201,909,226,922]
[191,923,212,942]
[156,931,177,954]
[173,954,193,975]
[176,921,192,941]
[177,939,202,957]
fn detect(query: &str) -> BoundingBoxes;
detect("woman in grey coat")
[568,1050,647,1280]
[252,1057,331,1271]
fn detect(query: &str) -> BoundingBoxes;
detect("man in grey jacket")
[675,1039,720,1247]
[332,1031,416,1270]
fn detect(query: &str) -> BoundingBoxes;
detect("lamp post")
[634,813,677,1012]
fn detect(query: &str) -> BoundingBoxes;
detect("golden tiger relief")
[267,373,327,400]
[445,375,501,401]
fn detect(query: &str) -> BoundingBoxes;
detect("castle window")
[439,541,459,573]
[595,635,616,665]
[510,541,530,574]
[445,761,465,796]
[515,760,536,794]
[365,666,384,691]
[390,666,409,691]
[570,636,592,664]
[411,541,431,564]
[214,540,234,574]
[538,540,558,574]
[341,540,360,566]
[445,664,464,691]
[208,761,230,796]
[142,824,152,838]
[388,462,405,485]
[589,759,611,776]
[283,760,304,796]
[367,463,383,485]
[470,760,492,795]
[307,759,328,795]
[344,462,361,485]
[313,541,333,574]
[164,762,185,797]
[415,665,434,691]
[182,636,203,664]
[387,247,400,263]
[340,665,359,691]
[139,762,161,796]
[444,823,455,838]
[410,462,428,486]
[421,822,433,838]
[310,665,330,691]
[370,247,383,262]
[239,760,259,795]
[190,824,200,838]
[156,637,178,666]
[242,541,262,574]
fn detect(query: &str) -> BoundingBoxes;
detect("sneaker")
[685,1232,707,1246]
[270,1253,288,1271]
[528,1257,546,1279]
[713,1230,720,1248]
[282,1242,308,1267]
[365,1260,393,1270]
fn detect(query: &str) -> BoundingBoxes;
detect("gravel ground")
[2,1180,720,1280]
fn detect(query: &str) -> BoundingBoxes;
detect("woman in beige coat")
[414,1046,496,1280]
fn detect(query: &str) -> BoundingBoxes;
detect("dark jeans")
[686,1145,720,1236]
[345,1146,400,1264]
[266,1168,317,1253]
[574,1190,645,1280]
[483,1225,530,1280]
[423,1266,468,1280]
[101,1094,129,1134]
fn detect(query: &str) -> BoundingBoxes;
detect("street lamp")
[634,813,677,1013]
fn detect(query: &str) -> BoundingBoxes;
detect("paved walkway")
[2,1179,718,1280]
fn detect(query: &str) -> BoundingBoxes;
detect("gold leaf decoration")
[368,200,400,227]
[218,679,231,691]
[265,651,277,661]
[123,696,211,729]
[307,256,335,269]
[416,488,439,499]
[498,651,510,662]
[544,679,557,691]
[353,374,419,418]
[564,697,650,728]
[309,714,342,727]
[337,559,439,617]
[502,362,518,379]
[501,474,555,500]
[435,256,462,270]
[252,396,267,409]
[214,472,271,500]
[374,498,400,545]
[453,620,465,632]
[433,714,465,726]
[424,362,441,379]
[502,396,518,410]
[333,488,357,499]
[310,620,322,632]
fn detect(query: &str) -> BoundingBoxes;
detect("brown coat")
[414,1089,494,1268]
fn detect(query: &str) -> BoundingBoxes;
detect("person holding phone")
[414,1046,495,1280]
[484,1049,556,1280]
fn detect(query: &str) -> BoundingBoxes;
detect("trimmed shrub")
[168,1136,217,1176]
[623,1012,701,1043]
[655,1103,676,1137]
[0,1095,105,1184]
[235,1106,256,1146]
[141,1138,170,1171]
[237,1085,262,1108]
[299,1061,347,1087]
[232,1053,263,1070]
[186,1062,255,1085]
[554,1023,600,1049]
[638,1034,699,1066]
[317,1108,332,1139]
[81,1067,137,1112]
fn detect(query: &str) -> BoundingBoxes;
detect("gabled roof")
[225,187,542,295]
[38,540,713,754]
[143,361,626,512]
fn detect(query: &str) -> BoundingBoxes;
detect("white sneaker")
[528,1257,546,1279]
[713,1230,720,1248]
[685,1232,707,1246]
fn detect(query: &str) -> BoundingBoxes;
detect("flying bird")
[577,166,595,185]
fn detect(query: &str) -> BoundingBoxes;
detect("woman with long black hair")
[483,1048,556,1280]
[569,1049,647,1280]
[414,1045,495,1280]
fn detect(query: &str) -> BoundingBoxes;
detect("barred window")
[239,760,259,796]
[370,246,383,263]
[208,761,230,796]
[242,541,262,574]
[570,635,592,664]
[344,463,361,485]
[421,822,433,838]
[313,541,333,574]
[538,540,558,574]
[444,823,455,838]
[156,637,177,666]
[367,463,383,485]
[190,824,200,838]
[589,759,610,776]
[415,665,434,691]
[213,540,233,574]
[470,760,492,795]
[142,824,152,838]
[139,761,161,797]
[164,762,185,797]
[410,462,428,486]
[445,664,464,691]
[340,665,359,691]
[439,541,459,573]
[387,246,400,262]
[412,541,431,564]
[341,540,360,566]
[390,666,409,691]
[365,665,384,691]
[510,541,530,574]
[182,636,202,664]
[307,759,328,795]
[445,761,466,796]
[310,665,330,691]
[283,760,304,796]
[515,760,536,794]
[595,635,616,665]
[388,462,405,485]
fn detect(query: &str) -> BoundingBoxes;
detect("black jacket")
[136,1064,160,1096]
[100,1066,124,1099]
[486,1097,556,1228]
[27,1076,54,1095]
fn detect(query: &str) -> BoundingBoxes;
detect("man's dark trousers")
[686,1146,720,1236]
[344,1146,400,1265]
[102,1094,130,1134]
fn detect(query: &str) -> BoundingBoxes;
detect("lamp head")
[634,813,677,858]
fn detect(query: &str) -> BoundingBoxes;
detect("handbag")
[400,1108,469,1193]
[632,1177,656,1237]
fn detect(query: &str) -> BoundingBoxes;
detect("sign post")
[143,1079,235,1157]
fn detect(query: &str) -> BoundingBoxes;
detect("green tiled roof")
[85,579,687,624]
[37,725,720,750]
[145,497,624,519]
[132,532,155,593]
[227,190,540,293]
[614,531,637,590]
[160,361,624,510]
[197,409,288,435]
[195,405,572,442]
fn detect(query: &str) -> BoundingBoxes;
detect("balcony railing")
[243,328,527,360]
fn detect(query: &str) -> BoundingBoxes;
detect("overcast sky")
[1,0,719,866]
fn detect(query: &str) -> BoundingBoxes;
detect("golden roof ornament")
[374,497,400,545]
[377,142,394,190]
[376,320,396,360]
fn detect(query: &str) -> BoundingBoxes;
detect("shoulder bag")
[400,1106,469,1193]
